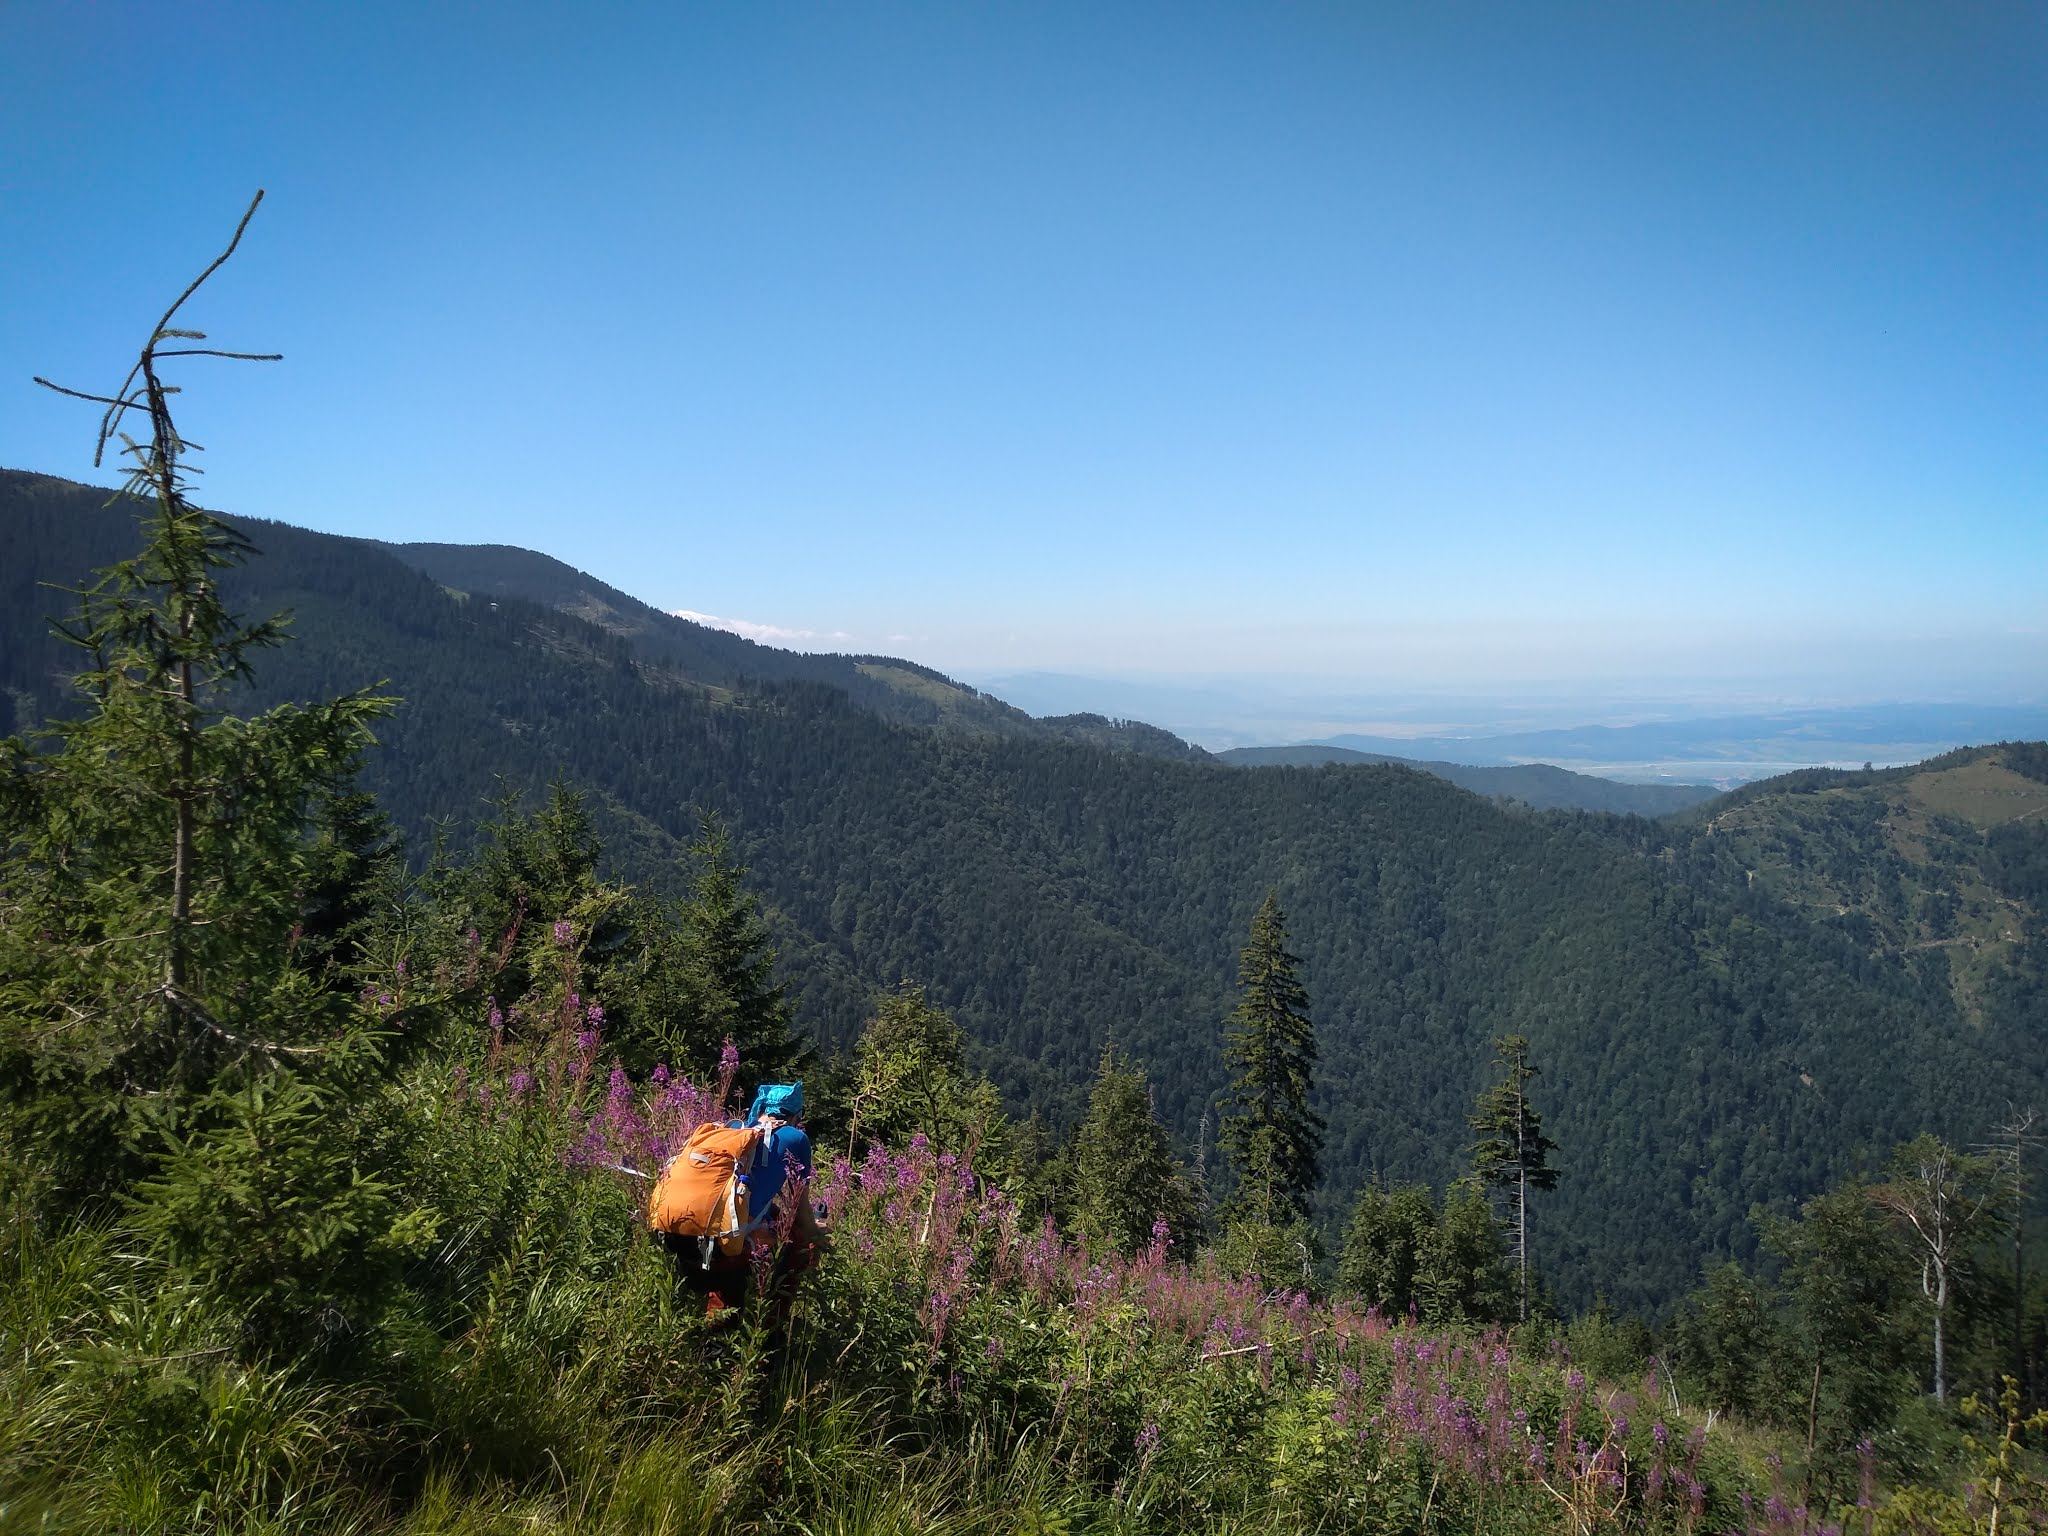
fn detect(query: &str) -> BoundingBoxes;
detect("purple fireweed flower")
[577,1029,599,1052]
[1135,1422,1161,1455]
[395,959,407,977]
[378,993,392,1007]
[651,1063,670,1086]
[553,919,574,946]
[508,1070,534,1099]
[586,1002,604,1025]
[1612,1415,1629,1439]
[1653,1421,1670,1448]
[1566,1369,1586,1392]
[984,1335,1004,1363]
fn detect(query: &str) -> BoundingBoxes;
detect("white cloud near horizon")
[671,609,853,647]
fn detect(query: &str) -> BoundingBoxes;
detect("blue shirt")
[731,1122,812,1222]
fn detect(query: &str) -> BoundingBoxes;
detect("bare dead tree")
[1872,1133,2003,1403]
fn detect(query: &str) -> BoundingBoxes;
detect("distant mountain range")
[1215,746,1718,816]
[1310,708,2048,781]
[6,466,2044,1313]
[977,670,2048,786]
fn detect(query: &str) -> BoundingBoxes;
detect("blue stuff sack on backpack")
[746,1082,804,1125]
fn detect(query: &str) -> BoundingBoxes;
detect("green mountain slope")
[1660,746,2048,1032]
[1217,743,1718,815]
[5,467,2039,1313]
[382,538,1210,760]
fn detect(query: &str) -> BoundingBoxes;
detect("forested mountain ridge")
[1653,745,2048,1032]
[4,465,2041,1314]
[1218,743,1719,815]
[381,536,1211,761]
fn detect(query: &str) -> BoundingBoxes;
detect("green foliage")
[1672,1262,1792,1419]
[1218,890,1322,1231]
[0,485,391,1196]
[1418,1177,1517,1328]
[1470,1033,1561,1324]
[1764,1182,1919,1498]
[1337,1177,1514,1327]
[129,1065,438,1353]
[669,812,804,1084]
[1338,1180,1437,1315]
[0,228,418,1365]
[845,983,1005,1158]
[1066,1042,1205,1255]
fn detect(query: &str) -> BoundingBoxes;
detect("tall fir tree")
[1468,1033,1560,1324]
[1219,890,1323,1231]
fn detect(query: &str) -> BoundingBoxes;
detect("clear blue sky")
[3,2,2041,695]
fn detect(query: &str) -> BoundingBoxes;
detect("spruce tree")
[1219,890,1323,1232]
[1468,1033,1559,1324]
[3,193,393,1198]
[3,195,430,1349]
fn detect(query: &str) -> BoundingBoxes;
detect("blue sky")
[3,2,2042,697]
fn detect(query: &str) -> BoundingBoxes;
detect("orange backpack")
[649,1122,769,1261]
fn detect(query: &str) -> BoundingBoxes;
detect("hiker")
[648,1080,829,1321]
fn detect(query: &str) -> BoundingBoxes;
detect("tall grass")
[0,1027,1971,1535]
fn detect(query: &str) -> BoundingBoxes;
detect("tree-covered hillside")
[1660,747,2048,1035]
[4,467,2040,1314]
